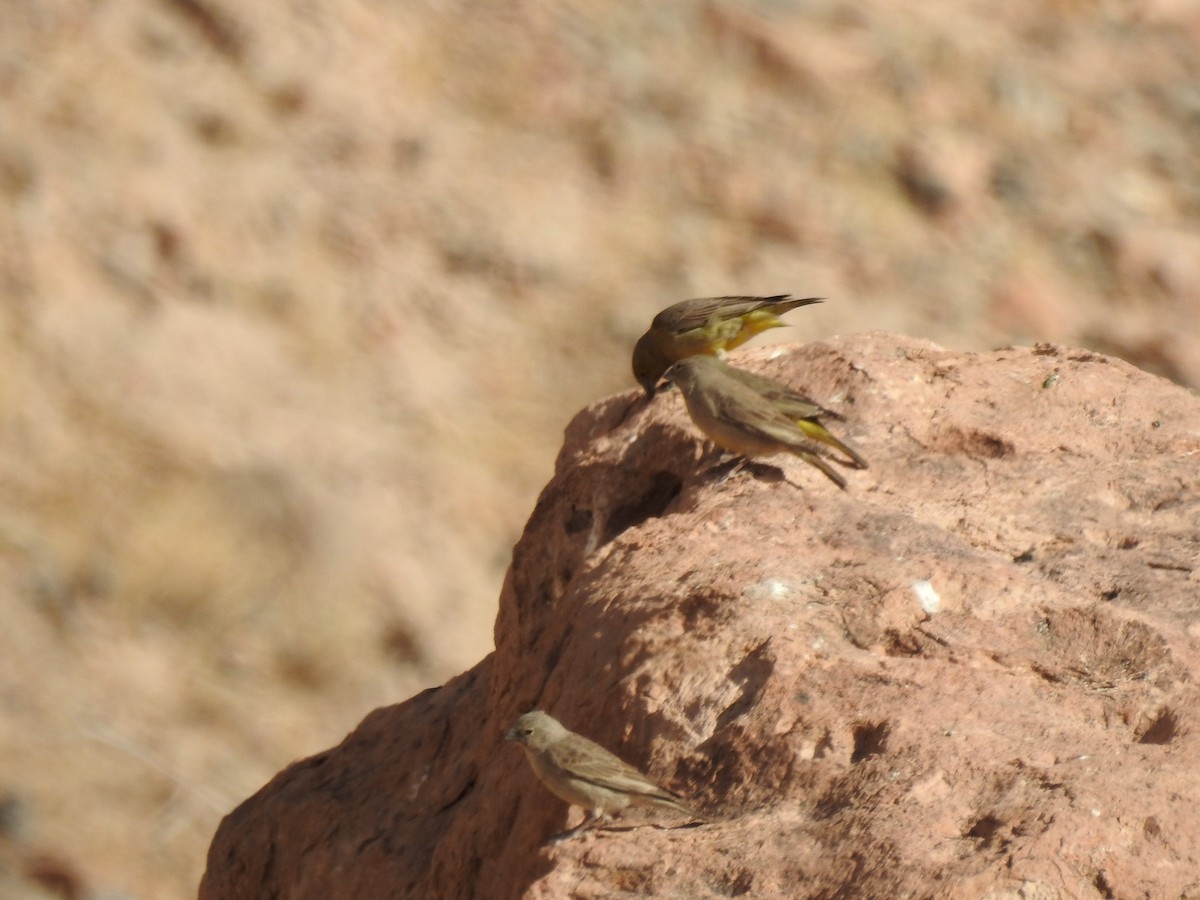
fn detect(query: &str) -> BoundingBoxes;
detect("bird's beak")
[504,727,519,742]
[648,375,678,398]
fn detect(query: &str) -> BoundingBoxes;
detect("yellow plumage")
[632,295,822,396]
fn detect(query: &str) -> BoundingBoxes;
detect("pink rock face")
[200,333,1200,899]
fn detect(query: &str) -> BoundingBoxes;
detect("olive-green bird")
[666,355,867,490]
[632,294,823,397]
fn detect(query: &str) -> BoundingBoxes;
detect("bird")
[713,363,870,469]
[632,295,823,397]
[665,355,867,489]
[505,710,703,842]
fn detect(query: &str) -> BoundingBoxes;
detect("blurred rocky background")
[0,0,1196,897]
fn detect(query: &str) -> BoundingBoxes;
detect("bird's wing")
[705,377,808,444]
[723,367,834,420]
[549,737,680,802]
[653,295,795,333]
[720,367,867,466]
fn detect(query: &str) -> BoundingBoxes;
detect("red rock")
[201,333,1200,899]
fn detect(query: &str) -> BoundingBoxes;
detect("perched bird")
[715,364,870,470]
[666,355,867,489]
[505,710,702,842]
[632,295,823,397]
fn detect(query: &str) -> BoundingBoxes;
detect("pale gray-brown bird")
[666,355,867,489]
[505,710,702,842]
[632,295,823,397]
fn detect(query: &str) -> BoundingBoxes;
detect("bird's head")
[632,331,671,398]
[662,355,723,394]
[505,710,568,750]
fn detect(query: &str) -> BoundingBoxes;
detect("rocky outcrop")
[200,333,1200,899]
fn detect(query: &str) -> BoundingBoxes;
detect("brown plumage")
[506,710,702,842]
[666,355,867,489]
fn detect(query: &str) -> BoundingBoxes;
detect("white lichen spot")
[744,578,795,602]
[912,578,941,614]
[406,763,431,802]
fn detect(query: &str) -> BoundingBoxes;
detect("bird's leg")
[724,456,751,480]
[696,442,729,468]
[549,809,603,844]
[696,445,755,485]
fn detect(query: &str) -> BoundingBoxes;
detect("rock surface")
[201,333,1200,899]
